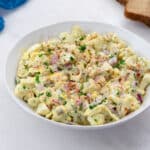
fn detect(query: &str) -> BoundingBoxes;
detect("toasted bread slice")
[125,0,150,26]
[116,0,129,5]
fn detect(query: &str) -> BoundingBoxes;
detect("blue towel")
[0,0,27,9]
[0,0,27,31]
[0,17,4,31]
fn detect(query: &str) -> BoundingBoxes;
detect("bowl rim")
[5,21,150,130]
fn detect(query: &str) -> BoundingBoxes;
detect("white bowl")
[5,21,150,130]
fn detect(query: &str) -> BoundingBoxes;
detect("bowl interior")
[5,21,150,129]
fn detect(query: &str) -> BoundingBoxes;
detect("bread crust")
[125,0,150,26]
[125,10,150,26]
[116,0,128,5]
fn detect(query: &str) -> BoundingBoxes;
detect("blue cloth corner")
[0,0,27,9]
[0,0,27,32]
[0,17,4,31]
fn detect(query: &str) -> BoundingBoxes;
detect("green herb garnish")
[100,98,107,104]
[79,84,86,96]
[43,62,49,69]
[58,96,65,101]
[79,103,83,110]
[116,90,120,96]
[70,56,75,61]
[89,104,97,109]
[57,66,63,71]
[38,53,43,57]
[62,37,66,40]
[63,101,67,105]
[74,109,77,113]
[24,64,28,70]
[43,62,49,66]
[48,48,52,53]
[79,36,85,41]
[120,59,125,65]
[46,91,52,97]
[94,118,98,122]
[79,92,87,96]
[89,98,107,109]
[80,84,84,90]
[49,68,54,74]
[79,45,86,52]
[38,93,44,97]
[85,75,89,81]
[109,54,114,58]
[35,73,40,83]
[15,78,20,84]
[114,59,125,68]
[23,85,26,89]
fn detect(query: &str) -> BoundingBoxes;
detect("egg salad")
[15,26,150,126]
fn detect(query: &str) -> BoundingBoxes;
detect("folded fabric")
[0,0,27,31]
[0,0,27,9]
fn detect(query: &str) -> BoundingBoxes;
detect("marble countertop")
[0,0,150,150]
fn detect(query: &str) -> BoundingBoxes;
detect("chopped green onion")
[38,93,44,97]
[58,96,65,101]
[80,84,84,90]
[89,104,97,109]
[38,54,43,57]
[70,56,75,61]
[49,68,54,73]
[79,45,86,52]
[63,101,67,105]
[79,92,86,96]
[100,98,107,104]
[94,118,98,122]
[46,91,52,97]
[15,78,20,84]
[35,74,40,83]
[114,59,125,68]
[43,62,49,66]
[79,103,83,110]
[85,75,89,81]
[120,59,125,65]
[74,109,77,113]
[23,85,26,89]
[109,54,114,58]
[114,63,119,68]
[24,64,28,70]
[62,37,66,40]
[116,90,120,96]
[48,48,52,53]
[84,63,87,68]
[89,98,107,109]
[43,62,49,69]
[79,84,86,96]
[57,66,63,71]
[79,36,85,41]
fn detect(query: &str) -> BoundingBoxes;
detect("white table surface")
[0,0,150,150]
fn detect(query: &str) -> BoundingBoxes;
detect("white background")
[0,0,150,150]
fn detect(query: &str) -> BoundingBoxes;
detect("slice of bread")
[125,0,150,26]
[117,0,129,5]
